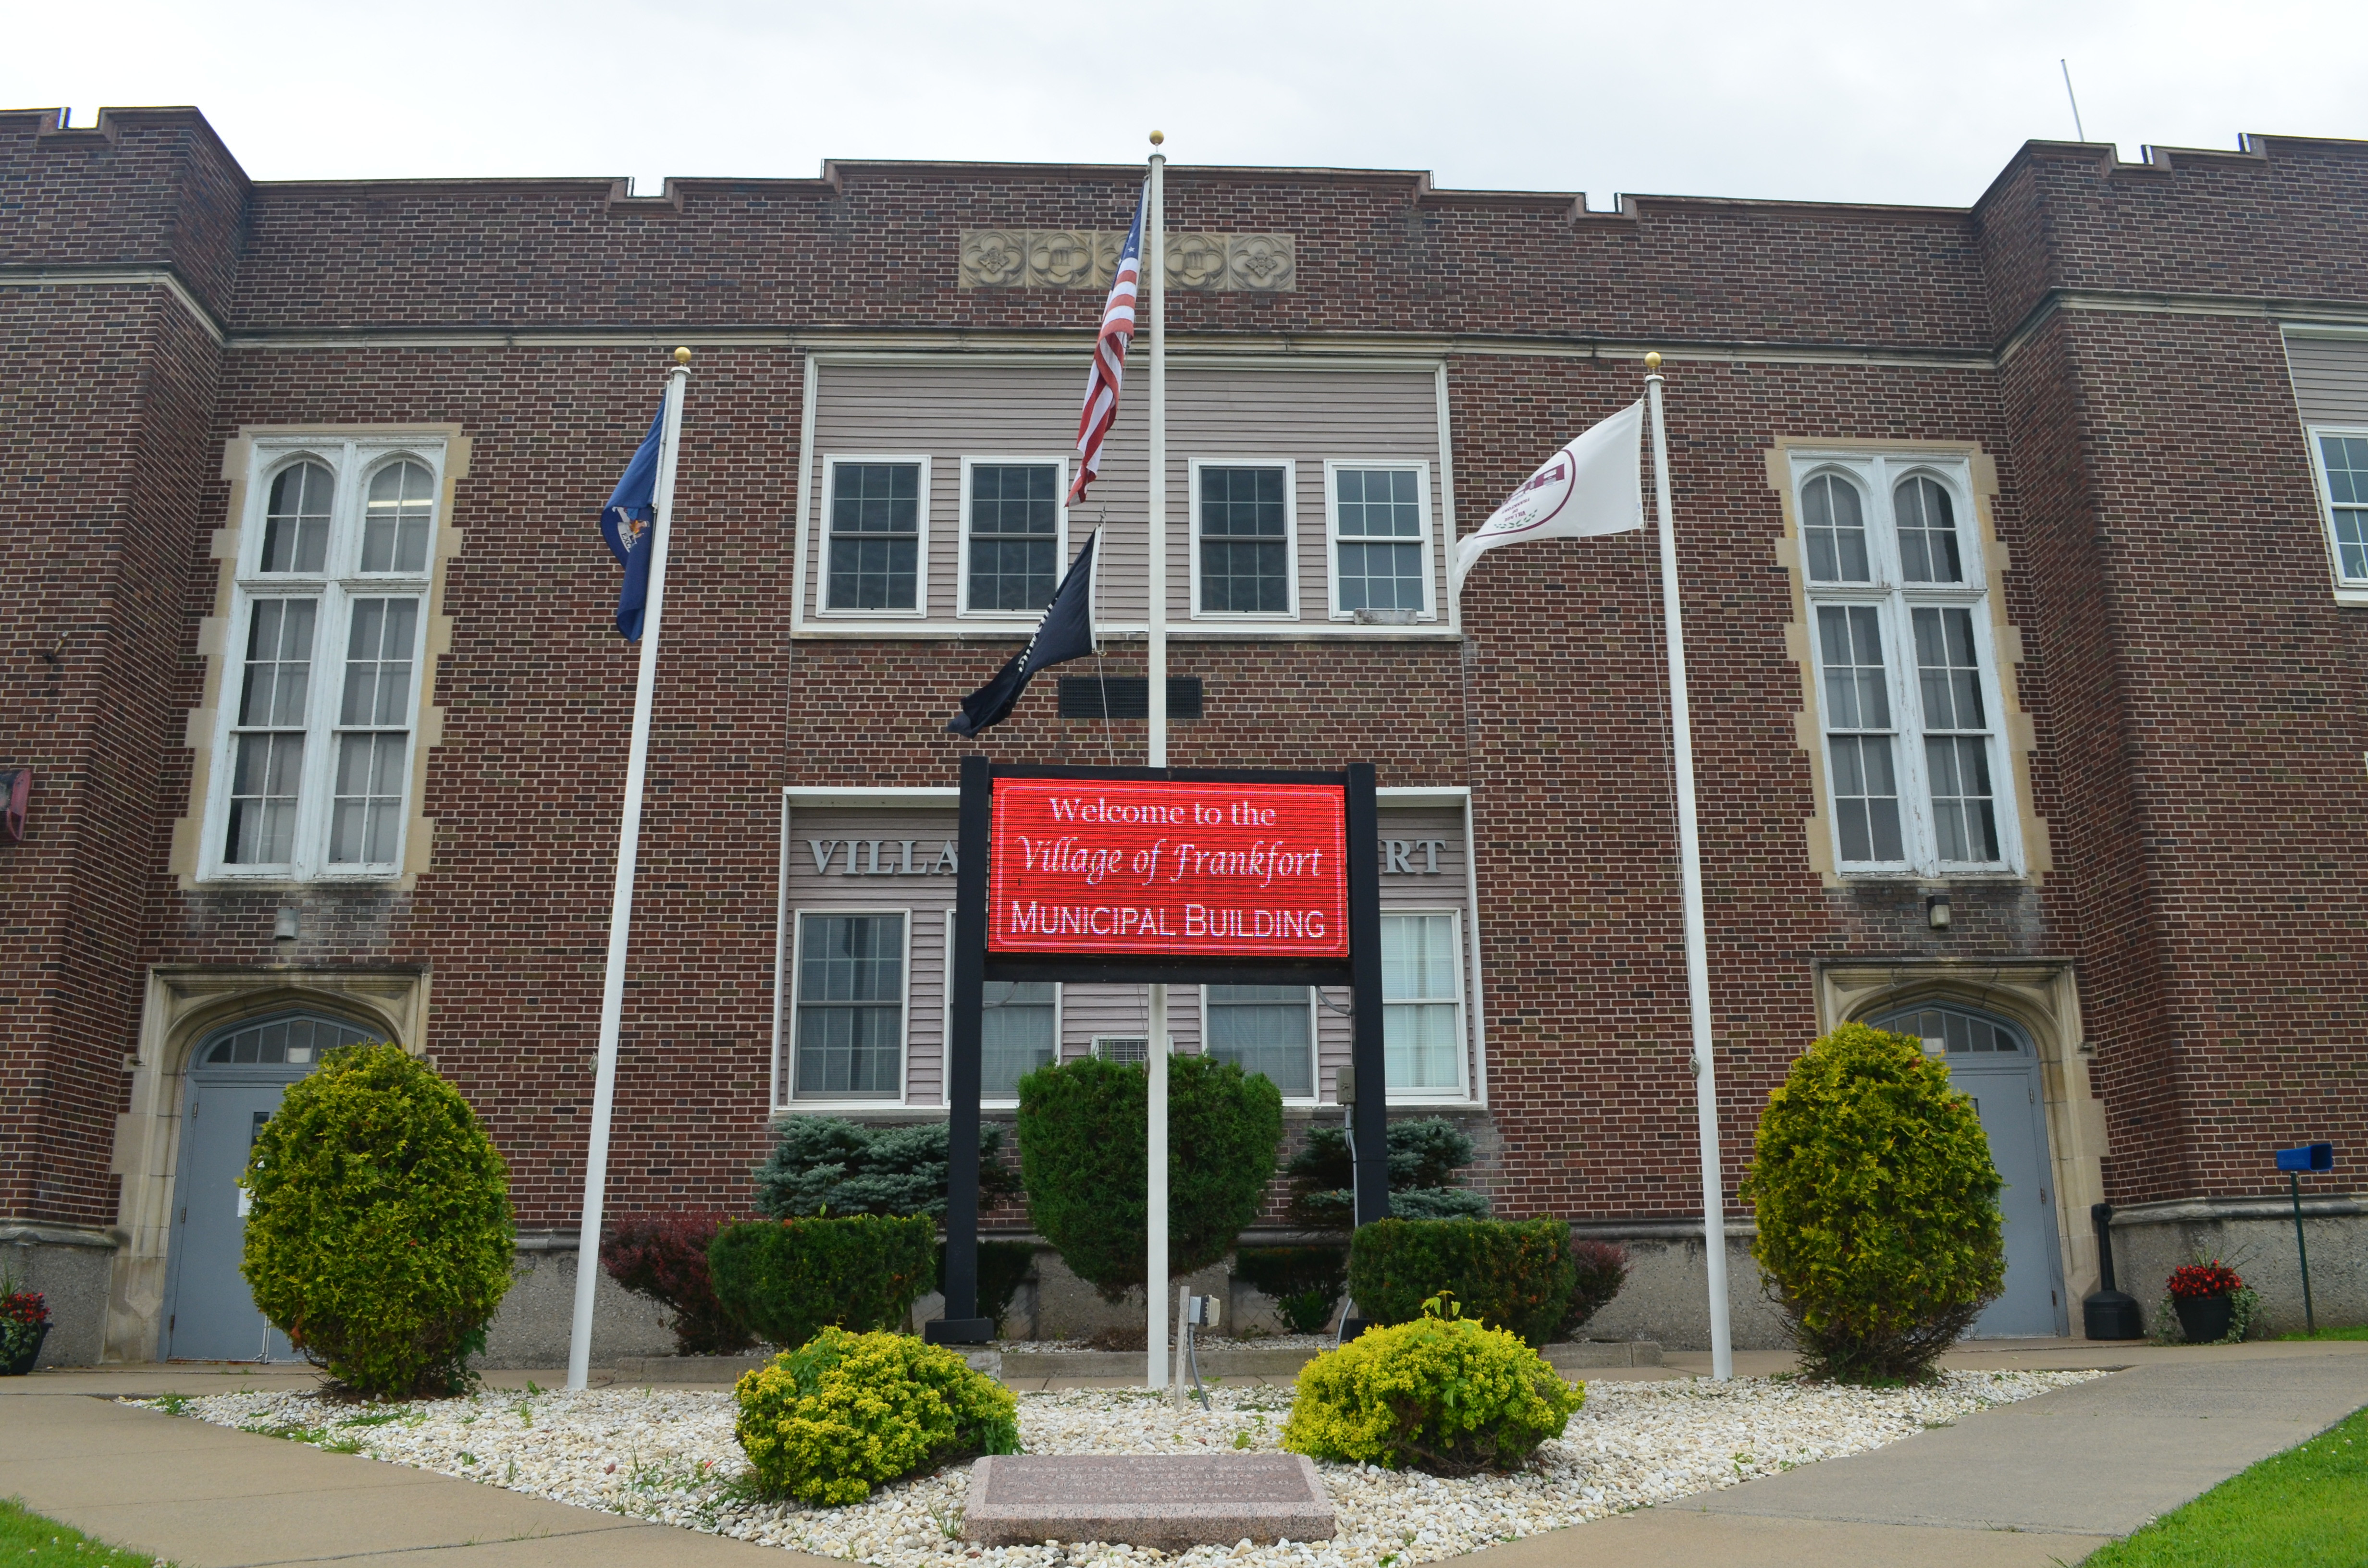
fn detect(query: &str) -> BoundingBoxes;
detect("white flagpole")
[566,348,692,1393]
[1643,352,1733,1381]
[1144,131,1170,1393]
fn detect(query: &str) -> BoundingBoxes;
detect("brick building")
[3,105,2364,1366]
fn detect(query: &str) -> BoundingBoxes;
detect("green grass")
[0,1498,172,1568]
[2076,1405,2367,1567]
[2277,1323,2368,1342]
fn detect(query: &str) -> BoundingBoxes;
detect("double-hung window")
[1202,984,1314,1098]
[1327,464,1431,618]
[793,911,908,1099]
[961,459,1065,615]
[209,444,440,881]
[824,458,926,613]
[2308,430,2368,591]
[1797,456,2018,875]
[1194,462,1295,617]
[980,980,1058,1100]
[1381,912,1464,1094]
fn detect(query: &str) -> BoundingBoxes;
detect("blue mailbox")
[2275,1142,2334,1173]
[2275,1142,2334,1333]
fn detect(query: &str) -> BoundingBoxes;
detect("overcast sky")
[8,0,2364,209]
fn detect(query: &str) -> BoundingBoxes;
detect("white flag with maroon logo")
[1453,400,1645,586]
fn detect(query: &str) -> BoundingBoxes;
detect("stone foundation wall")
[3,1228,115,1368]
[2109,1197,2366,1341]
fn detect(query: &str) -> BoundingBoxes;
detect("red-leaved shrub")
[603,1212,757,1355]
[2166,1260,2244,1299]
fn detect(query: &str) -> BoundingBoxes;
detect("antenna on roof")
[2060,60,2087,142]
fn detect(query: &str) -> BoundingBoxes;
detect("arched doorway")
[1871,1001,2068,1338]
[160,1013,378,1360]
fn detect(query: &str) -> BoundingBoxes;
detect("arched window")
[1893,475,1962,583]
[261,462,335,573]
[199,1013,377,1067]
[363,461,436,574]
[1801,472,1870,582]
[1870,1002,2028,1057]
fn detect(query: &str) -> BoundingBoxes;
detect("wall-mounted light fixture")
[1925,893,1952,931]
[273,907,300,943]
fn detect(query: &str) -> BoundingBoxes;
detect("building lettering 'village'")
[2,105,2366,1365]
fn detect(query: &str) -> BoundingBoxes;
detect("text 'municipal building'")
[3,105,2365,1363]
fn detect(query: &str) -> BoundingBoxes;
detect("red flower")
[2,1290,49,1328]
[2167,1261,2244,1299]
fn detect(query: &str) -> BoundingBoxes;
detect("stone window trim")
[1188,457,1301,622]
[104,964,431,1362]
[173,425,468,893]
[1765,438,2051,887]
[1321,460,1439,623]
[2301,424,2368,604]
[1814,957,2105,1306]
[957,454,1073,621]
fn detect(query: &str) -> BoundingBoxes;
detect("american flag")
[1068,184,1148,504]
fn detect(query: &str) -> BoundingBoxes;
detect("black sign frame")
[931,755,1389,1344]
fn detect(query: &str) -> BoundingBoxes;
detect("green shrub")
[1741,1022,2005,1382]
[753,1117,1019,1219]
[1347,1217,1576,1346]
[1555,1239,1631,1341]
[1235,1246,1348,1334]
[937,1239,1036,1337]
[602,1212,757,1356]
[708,1215,936,1349]
[1285,1118,1491,1225]
[240,1042,514,1398]
[1017,1054,1283,1301]
[732,1326,1018,1505]
[1282,1295,1583,1473]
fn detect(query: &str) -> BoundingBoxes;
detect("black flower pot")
[2173,1292,2233,1345]
[1,1323,50,1376]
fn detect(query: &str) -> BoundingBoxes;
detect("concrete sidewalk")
[4,1339,2364,1568]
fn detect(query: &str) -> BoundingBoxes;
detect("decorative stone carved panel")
[958,231,1297,290]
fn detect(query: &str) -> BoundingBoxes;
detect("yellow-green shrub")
[731,1327,1018,1505]
[1281,1298,1582,1473]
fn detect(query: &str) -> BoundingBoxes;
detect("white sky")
[7,0,2365,209]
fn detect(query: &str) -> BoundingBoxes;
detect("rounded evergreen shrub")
[1347,1217,1577,1346]
[1234,1245,1347,1334]
[733,1326,1019,1504]
[708,1214,936,1350]
[1282,1295,1583,1473]
[753,1116,1020,1220]
[1285,1118,1491,1226]
[240,1042,514,1397]
[1741,1022,2005,1382]
[603,1212,758,1356]
[1016,1054,1283,1301]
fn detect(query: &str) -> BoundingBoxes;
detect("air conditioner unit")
[1089,1035,1176,1064]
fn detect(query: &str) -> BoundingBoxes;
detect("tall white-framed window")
[1381,910,1466,1097]
[2306,428,2368,593]
[820,455,930,615]
[1201,984,1316,1100]
[791,909,910,1101]
[204,442,441,882]
[958,456,1069,617]
[944,910,1061,1101]
[1794,454,2020,876]
[1190,459,1297,619]
[1324,461,1433,620]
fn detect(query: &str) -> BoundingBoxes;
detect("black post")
[1345,762,1390,1227]
[2291,1172,2316,1335]
[2082,1201,2144,1341]
[927,754,993,1345]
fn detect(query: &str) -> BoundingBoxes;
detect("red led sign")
[987,779,1349,958]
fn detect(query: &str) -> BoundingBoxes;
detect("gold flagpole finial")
[673,346,692,365]
[1149,130,1165,147]
[1644,351,1662,372]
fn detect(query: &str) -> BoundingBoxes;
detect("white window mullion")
[293,583,346,877]
[1883,597,1937,871]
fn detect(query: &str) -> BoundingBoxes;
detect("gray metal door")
[162,1014,375,1361]
[1875,1004,2067,1338]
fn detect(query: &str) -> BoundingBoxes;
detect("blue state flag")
[599,398,666,639]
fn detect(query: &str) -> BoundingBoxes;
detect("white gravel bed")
[133,1368,2103,1568]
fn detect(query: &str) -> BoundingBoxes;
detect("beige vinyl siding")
[802,359,1446,631]
[777,804,1475,1109]
[2286,334,2368,424]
